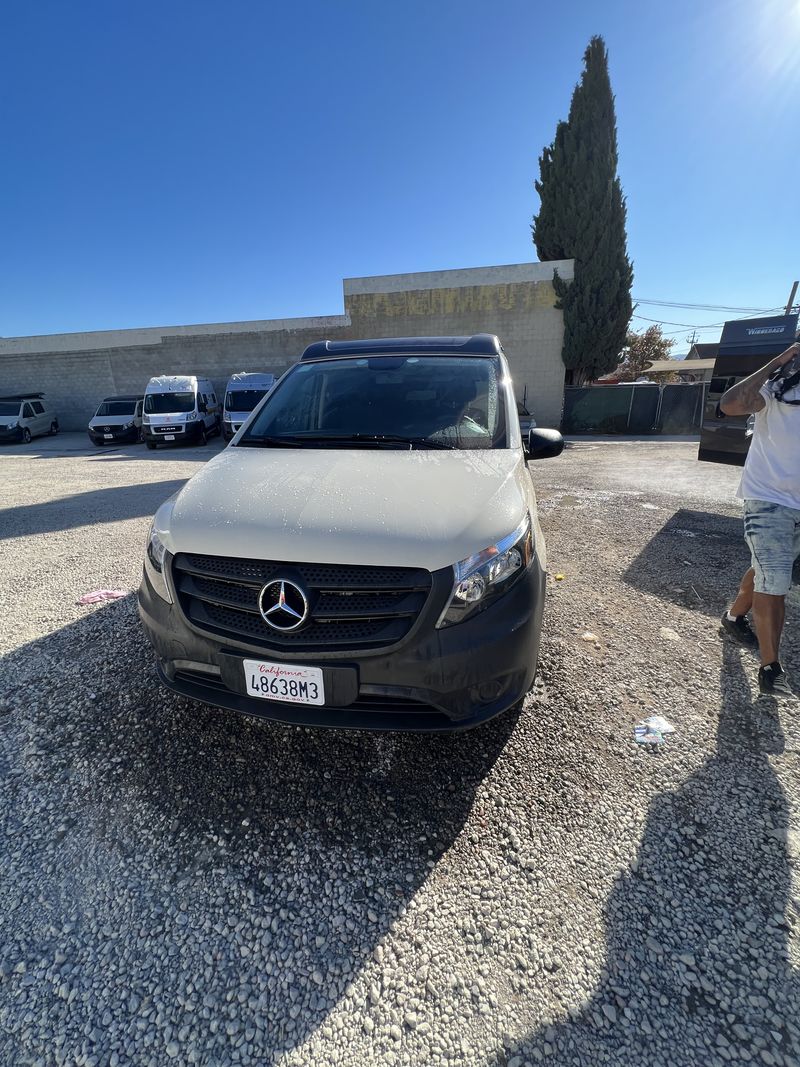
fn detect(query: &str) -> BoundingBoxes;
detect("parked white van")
[88,395,144,446]
[142,376,220,449]
[138,335,565,732]
[223,372,276,441]
[0,394,59,444]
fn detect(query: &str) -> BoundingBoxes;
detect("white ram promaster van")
[142,375,220,449]
[138,335,564,732]
[223,372,276,441]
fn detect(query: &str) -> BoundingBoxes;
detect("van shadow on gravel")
[492,642,799,1066]
[0,479,187,540]
[0,597,518,1062]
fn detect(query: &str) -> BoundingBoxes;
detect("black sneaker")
[720,612,758,647]
[758,662,796,699]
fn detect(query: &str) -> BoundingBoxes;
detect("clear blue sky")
[2,0,799,350]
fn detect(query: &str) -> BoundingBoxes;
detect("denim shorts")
[743,498,800,596]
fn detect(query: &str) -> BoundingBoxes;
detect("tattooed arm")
[720,343,800,416]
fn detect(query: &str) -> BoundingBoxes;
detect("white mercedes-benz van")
[223,372,276,441]
[138,335,563,731]
[0,394,59,443]
[142,375,220,449]
[88,395,143,445]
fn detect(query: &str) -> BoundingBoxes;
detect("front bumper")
[137,558,546,732]
[88,426,139,444]
[142,422,204,445]
[0,426,23,442]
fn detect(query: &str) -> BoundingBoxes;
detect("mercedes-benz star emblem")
[258,579,309,632]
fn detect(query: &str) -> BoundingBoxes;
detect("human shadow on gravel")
[0,598,518,1063]
[0,479,186,540]
[623,508,757,618]
[492,642,799,1066]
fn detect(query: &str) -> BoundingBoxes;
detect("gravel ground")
[0,434,798,1067]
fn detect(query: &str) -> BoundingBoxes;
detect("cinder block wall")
[0,262,572,431]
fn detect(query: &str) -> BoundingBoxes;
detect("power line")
[633,314,727,328]
[632,306,785,332]
[633,298,776,313]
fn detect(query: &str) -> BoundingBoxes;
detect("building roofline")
[343,260,574,296]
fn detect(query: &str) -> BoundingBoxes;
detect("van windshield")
[240,355,507,450]
[0,402,21,416]
[225,389,268,412]
[96,400,137,417]
[144,392,195,414]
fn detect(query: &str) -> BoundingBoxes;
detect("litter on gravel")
[634,714,676,745]
[77,589,128,604]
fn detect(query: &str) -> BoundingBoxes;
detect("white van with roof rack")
[142,375,220,449]
[223,372,276,441]
[0,394,59,444]
[139,334,564,733]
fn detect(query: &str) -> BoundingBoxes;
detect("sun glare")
[757,0,800,80]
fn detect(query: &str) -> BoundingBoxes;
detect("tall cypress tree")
[533,36,633,385]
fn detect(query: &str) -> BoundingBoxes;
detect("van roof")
[146,375,204,390]
[300,334,503,362]
[101,394,143,402]
[226,372,276,386]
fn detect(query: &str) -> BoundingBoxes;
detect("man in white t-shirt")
[719,340,800,697]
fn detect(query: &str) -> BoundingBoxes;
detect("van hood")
[146,412,191,423]
[164,447,531,571]
[0,416,20,428]
[89,416,135,428]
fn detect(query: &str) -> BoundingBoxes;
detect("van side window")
[23,403,34,418]
[31,401,45,414]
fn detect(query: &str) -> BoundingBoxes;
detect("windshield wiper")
[289,433,456,450]
[236,435,312,448]
[239,433,456,450]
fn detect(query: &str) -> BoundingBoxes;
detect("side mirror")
[198,401,207,414]
[527,427,564,460]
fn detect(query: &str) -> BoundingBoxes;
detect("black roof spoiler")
[0,393,45,400]
[300,334,503,361]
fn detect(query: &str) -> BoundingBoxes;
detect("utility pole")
[686,329,698,349]
[785,281,798,315]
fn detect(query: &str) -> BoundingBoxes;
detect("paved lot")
[0,435,798,1067]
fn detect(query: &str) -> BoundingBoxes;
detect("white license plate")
[164,434,175,441]
[243,660,325,705]
[104,433,113,439]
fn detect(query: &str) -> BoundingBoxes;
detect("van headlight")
[437,515,533,628]
[144,524,172,602]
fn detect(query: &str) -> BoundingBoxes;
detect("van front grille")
[172,553,433,652]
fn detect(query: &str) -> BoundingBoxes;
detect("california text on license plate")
[243,660,325,705]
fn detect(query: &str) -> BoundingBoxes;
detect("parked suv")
[0,394,59,443]
[138,335,563,731]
